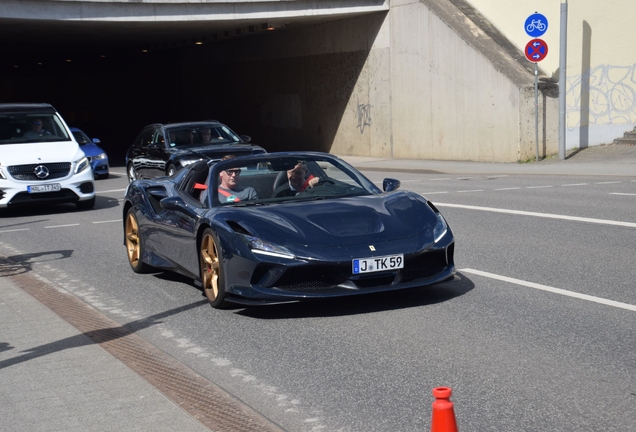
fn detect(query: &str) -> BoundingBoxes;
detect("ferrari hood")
[225,192,439,248]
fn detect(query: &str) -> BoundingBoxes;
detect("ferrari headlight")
[433,212,448,243]
[238,234,295,259]
[93,153,107,160]
[74,156,90,174]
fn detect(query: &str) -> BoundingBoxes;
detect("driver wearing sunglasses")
[23,117,52,138]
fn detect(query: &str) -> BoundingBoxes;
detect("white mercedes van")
[0,103,95,209]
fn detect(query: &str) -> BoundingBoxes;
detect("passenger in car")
[273,163,319,197]
[199,155,258,204]
[23,118,51,138]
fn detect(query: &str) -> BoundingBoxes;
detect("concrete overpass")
[0,0,556,163]
[0,0,388,65]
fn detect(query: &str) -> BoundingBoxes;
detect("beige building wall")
[466,0,636,148]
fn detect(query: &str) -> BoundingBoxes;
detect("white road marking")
[460,268,636,312]
[595,181,622,184]
[97,188,127,193]
[44,224,80,229]
[562,183,588,187]
[430,178,452,181]
[435,202,636,228]
[494,187,521,191]
[526,185,553,189]
[457,189,484,193]
[93,220,120,224]
[610,193,636,196]
[0,228,30,233]
[422,191,449,195]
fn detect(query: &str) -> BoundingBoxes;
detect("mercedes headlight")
[238,234,295,259]
[74,156,90,174]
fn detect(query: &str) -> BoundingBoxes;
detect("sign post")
[524,13,549,162]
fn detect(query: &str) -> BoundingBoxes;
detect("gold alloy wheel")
[200,233,220,302]
[125,212,141,268]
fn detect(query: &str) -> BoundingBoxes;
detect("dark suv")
[125,121,266,182]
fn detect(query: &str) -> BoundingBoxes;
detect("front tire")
[166,163,177,177]
[200,228,227,308]
[125,208,152,273]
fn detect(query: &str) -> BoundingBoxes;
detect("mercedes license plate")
[352,254,404,274]
[27,183,61,193]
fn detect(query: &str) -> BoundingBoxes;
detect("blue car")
[70,127,109,179]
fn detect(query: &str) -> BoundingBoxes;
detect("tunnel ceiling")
[0,0,389,70]
[0,13,358,69]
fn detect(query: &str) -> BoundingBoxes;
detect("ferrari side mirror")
[383,178,401,192]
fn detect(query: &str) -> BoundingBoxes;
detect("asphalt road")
[1,165,634,431]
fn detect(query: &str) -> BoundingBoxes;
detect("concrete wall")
[467,0,636,149]
[196,1,558,162]
[175,13,393,157]
[390,0,524,162]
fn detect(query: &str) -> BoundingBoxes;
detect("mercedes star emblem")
[34,165,50,179]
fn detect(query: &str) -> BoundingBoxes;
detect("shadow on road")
[0,195,119,217]
[0,250,73,277]
[238,273,475,319]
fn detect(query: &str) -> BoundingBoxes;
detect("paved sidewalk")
[338,143,636,177]
[0,275,210,432]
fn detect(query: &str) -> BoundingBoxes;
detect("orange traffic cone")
[430,387,459,432]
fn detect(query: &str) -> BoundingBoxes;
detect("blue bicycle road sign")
[525,13,548,37]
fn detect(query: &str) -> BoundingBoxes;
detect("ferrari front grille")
[274,266,347,291]
[400,249,448,281]
[267,247,452,294]
[276,280,337,292]
[8,163,72,181]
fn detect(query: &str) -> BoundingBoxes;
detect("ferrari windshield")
[0,113,72,144]
[166,124,242,148]
[213,155,382,206]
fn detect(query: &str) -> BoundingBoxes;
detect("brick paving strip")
[0,256,285,432]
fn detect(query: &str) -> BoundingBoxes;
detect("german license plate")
[352,254,404,274]
[27,183,61,193]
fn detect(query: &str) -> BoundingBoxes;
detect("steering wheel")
[316,178,336,186]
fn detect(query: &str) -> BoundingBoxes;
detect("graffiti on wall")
[356,102,372,134]
[566,64,636,128]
